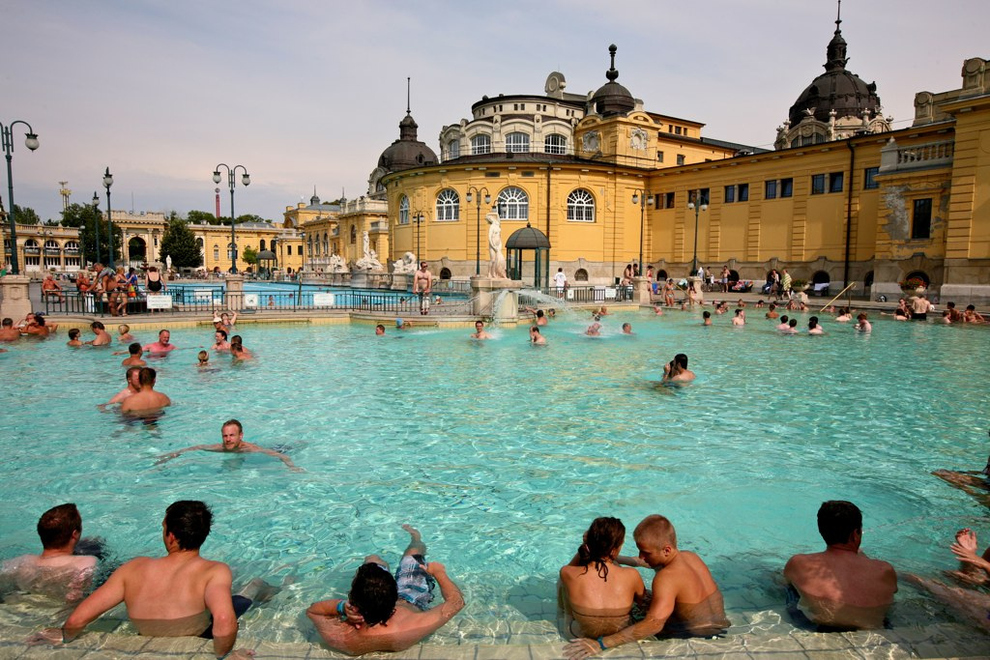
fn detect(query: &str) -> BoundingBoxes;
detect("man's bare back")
[784,549,896,629]
[1,554,96,603]
[120,390,171,415]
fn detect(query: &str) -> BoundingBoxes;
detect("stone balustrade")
[879,138,954,173]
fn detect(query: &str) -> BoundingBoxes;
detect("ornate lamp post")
[412,211,425,262]
[91,192,101,266]
[1,119,40,274]
[212,163,250,273]
[465,186,490,276]
[103,168,114,267]
[687,192,708,275]
[631,188,654,276]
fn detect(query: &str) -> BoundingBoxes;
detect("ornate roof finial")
[606,44,619,82]
[835,0,842,33]
[406,76,411,116]
[824,0,848,71]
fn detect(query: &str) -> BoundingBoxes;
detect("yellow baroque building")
[375,30,990,303]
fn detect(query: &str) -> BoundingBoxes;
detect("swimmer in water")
[117,324,135,342]
[375,324,386,336]
[212,329,231,352]
[854,313,872,333]
[142,330,176,356]
[101,367,142,409]
[662,353,695,385]
[121,343,146,367]
[621,323,633,335]
[471,321,493,340]
[120,367,171,416]
[156,419,303,472]
[585,322,602,337]
[702,311,712,326]
[230,335,253,360]
[530,326,546,345]
[67,329,83,347]
[197,350,210,368]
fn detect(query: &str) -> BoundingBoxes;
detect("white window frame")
[447,139,460,160]
[544,134,567,155]
[567,189,595,222]
[470,134,491,155]
[497,186,529,221]
[505,132,530,153]
[399,195,410,225]
[435,189,460,222]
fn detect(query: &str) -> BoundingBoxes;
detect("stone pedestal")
[225,274,244,311]
[689,276,704,304]
[471,277,522,322]
[0,275,33,320]
[632,276,652,304]
[350,270,384,289]
[391,273,411,291]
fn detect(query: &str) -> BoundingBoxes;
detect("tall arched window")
[323,232,329,253]
[567,189,595,222]
[447,139,460,160]
[399,195,410,224]
[259,239,266,251]
[350,226,356,244]
[545,134,567,155]
[435,189,460,222]
[470,134,491,155]
[497,187,529,221]
[505,132,530,153]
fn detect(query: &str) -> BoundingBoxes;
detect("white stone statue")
[354,230,384,272]
[392,252,417,274]
[486,211,507,279]
[165,255,172,272]
[328,253,348,273]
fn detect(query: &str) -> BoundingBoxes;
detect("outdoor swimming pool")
[1,309,988,645]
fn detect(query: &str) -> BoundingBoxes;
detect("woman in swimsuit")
[558,517,646,639]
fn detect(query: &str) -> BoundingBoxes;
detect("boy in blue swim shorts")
[306,524,465,655]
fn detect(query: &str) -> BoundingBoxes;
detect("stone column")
[689,276,704,304]
[225,273,245,311]
[0,275,33,320]
[471,276,522,322]
[632,276,652,304]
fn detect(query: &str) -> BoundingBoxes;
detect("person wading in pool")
[99,367,142,410]
[142,329,176,356]
[783,500,897,630]
[156,419,303,472]
[306,524,464,655]
[564,514,729,659]
[120,367,171,416]
[0,503,97,603]
[28,500,278,660]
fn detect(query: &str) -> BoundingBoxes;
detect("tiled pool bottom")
[1,612,987,660]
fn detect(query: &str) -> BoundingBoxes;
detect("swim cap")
[396,318,404,327]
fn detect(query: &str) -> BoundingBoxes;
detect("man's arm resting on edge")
[26,562,128,645]
[204,564,239,659]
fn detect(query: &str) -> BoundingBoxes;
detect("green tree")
[79,215,123,267]
[241,246,259,266]
[159,218,202,268]
[13,204,40,225]
[186,210,218,225]
[61,202,96,228]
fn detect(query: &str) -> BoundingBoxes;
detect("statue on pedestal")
[487,211,507,279]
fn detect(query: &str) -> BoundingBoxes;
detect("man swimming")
[156,419,302,472]
[120,367,171,416]
[471,321,493,340]
[121,343,146,366]
[306,524,464,655]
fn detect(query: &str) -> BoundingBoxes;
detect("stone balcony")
[879,137,954,173]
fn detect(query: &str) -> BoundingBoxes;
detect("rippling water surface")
[1,309,988,639]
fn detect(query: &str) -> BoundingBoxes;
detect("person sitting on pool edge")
[156,419,303,472]
[563,514,729,659]
[558,517,646,639]
[306,524,464,655]
[0,503,99,603]
[783,500,897,631]
[28,500,280,660]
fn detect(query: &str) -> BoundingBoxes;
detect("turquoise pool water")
[1,310,988,642]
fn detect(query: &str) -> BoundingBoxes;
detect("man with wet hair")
[306,524,464,655]
[564,514,728,658]
[783,500,897,630]
[0,503,97,603]
[0,317,20,342]
[120,367,171,415]
[156,419,303,472]
[30,500,277,659]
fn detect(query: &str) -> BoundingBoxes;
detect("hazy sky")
[3,0,985,223]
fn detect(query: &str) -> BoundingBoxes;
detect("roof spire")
[836,0,842,32]
[824,0,848,71]
[606,44,619,82]
[406,76,411,115]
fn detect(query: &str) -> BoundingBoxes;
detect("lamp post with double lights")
[687,192,708,275]
[412,211,425,262]
[631,188,654,277]
[91,192,102,266]
[212,163,250,273]
[464,186,491,276]
[103,168,115,267]
[2,119,40,274]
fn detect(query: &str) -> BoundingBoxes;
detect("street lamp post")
[103,168,114,267]
[1,119,40,274]
[212,163,250,273]
[631,189,654,276]
[465,186,490,276]
[412,211,424,263]
[687,192,708,275]
[91,192,102,267]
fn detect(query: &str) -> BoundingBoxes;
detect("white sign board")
[193,289,213,302]
[244,293,258,308]
[146,294,173,310]
[313,293,335,307]
[604,287,617,300]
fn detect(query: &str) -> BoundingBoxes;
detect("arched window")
[470,134,491,155]
[435,189,460,222]
[811,270,830,284]
[545,134,567,155]
[505,132,530,153]
[350,226,357,244]
[657,269,668,281]
[196,237,204,250]
[227,242,235,259]
[575,268,589,282]
[323,232,329,253]
[447,139,460,160]
[567,189,595,222]
[259,239,266,251]
[904,270,930,286]
[496,187,529,221]
[214,245,220,261]
[399,195,410,225]
[439,267,452,280]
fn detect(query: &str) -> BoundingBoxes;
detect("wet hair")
[780,315,789,323]
[947,302,956,309]
[634,514,677,550]
[966,304,976,312]
[769,304,776,310]
[126,366,142,382]
[230,334,242,344]
[674,353,688,369]
[33,314,46,326]
[215,329,228,340]
[734,309,743,316]
[789,319,798,328]
[1,318,12,327]
[536,310,545,318]
[197,350,209,361]
[119,324,130,333]
[348,563,398,626]
[158,329,169,338]
[37,503,82,549]
[808,316,819,329]
[376,324,385,332]
[128,342,141,355]
[857,313,868,321]
[577,517,625,581]
[91,321,105,331]
[702,311,711,319]
[817,501,862,545]
[138,367,157,386]
[530,326,541,334]
[223,419,243,433]
[68,328,80,340]
[164,500,213,550]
